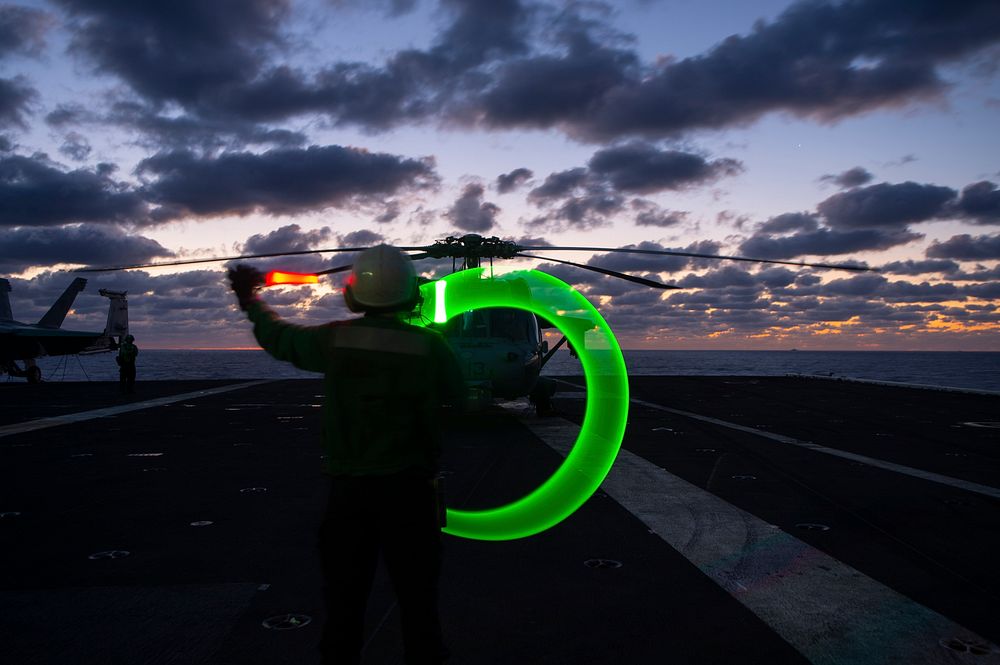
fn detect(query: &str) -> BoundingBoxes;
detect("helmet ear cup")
[343,283,363,313]
[410,283,423,311]
[400,281,420,312]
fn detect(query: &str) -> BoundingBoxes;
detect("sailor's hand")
[228,264,265,311]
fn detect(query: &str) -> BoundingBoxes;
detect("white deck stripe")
[502,403,1000,665]
[787,373,1000,397]
[0,380,274,439]
[552,379,1000,500]
[628,396,1000,501]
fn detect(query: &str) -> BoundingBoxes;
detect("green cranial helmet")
[343,244,418,313]
[124,334,134,343]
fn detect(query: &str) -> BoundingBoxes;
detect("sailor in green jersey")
[116,334,138,394]
[229,245,465,665]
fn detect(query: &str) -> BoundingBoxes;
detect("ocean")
[20,349,1000,393]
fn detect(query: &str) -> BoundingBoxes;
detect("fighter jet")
[1,278,129,383]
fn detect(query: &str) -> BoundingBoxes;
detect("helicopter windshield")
[442,307,536,342]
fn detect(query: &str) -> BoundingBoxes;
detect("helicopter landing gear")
[529,377,557,417]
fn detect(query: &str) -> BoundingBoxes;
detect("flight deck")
[1,376,998,664]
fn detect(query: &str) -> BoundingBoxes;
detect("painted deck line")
[785,373,1000,397]
[552,379,1000,501]
[501,403,1000,665]
[629,395,1000,501]
[0,380,273,439]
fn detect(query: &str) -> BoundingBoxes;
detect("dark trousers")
[119,362,136,393]
[318,472,446,665]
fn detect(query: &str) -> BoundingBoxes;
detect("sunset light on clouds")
[0,0,998,350]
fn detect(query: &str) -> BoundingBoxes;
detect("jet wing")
[1,326,104,359]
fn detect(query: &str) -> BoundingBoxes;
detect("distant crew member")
[228,245,466,665]
[117,334,138,394]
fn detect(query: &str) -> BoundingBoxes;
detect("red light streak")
[265,271,319,286]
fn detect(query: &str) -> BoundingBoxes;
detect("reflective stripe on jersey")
[331,325,432,357]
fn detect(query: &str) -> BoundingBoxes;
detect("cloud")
[107,101,308,152]
[47,0,1000,147]
[331,0,419,17]
[817,181,956,228]
[757,212,820,234]
[950,265,1000,282]
[880,259,959,275]
[54,0,534,142]
[0,76,37,128]
[738,178,1000,262]
[0,154,149,227]
[586,143,742,193]
[529,144,740,203]
[59,132,92,161]
[46,100,306,152]
[338,229,385,247]
[820,166,874,188]
[965,282,1000,299]
[677,265,757,289]
[0,5,51,59]
[478,0,1000,140]
[138,145,438,220]
[926,234,1000,260]
[0,224,173,273]
[632,200,687,228]
[57,0,289,106]
[496,167,532,193]
[525,143,737,231]
[241,223,333,254]
[739,227,922,259]
[953,181,1000,225]
[879,279,961,303]
[444,183,500,232]
[588,240,725,274]
[44,103,88,127]
[373,201,402,224]
[475,30,638,130]
[756,266,797,288]
[528,167,588,201]
[431,0,532,70]
[525,191,626,232]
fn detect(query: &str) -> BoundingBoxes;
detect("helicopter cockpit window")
[467,310,490,337]
[439,308,534,341]
[445,309,489,338]
[489,309,531,341]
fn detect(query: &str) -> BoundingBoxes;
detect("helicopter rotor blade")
[77,246,436,273]
[313,252,432,277]
[518,253,681,289]
[518,246,874,272]
[315,264,352,276]
[78,247,372,273]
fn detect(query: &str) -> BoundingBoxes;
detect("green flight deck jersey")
[117,341,138,363]
[247,301,466,476]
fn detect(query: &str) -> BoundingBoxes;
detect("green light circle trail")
[416,268,629,541]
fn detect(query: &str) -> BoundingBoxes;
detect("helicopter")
[81,233,872,411]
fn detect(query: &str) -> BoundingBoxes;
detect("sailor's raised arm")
[228,264,329,373]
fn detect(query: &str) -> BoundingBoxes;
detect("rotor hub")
[426,235,522,261]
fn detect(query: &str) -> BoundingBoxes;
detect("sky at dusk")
[1,0,998,350]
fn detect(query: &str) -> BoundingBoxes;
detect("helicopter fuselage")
[433,307,546,401]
